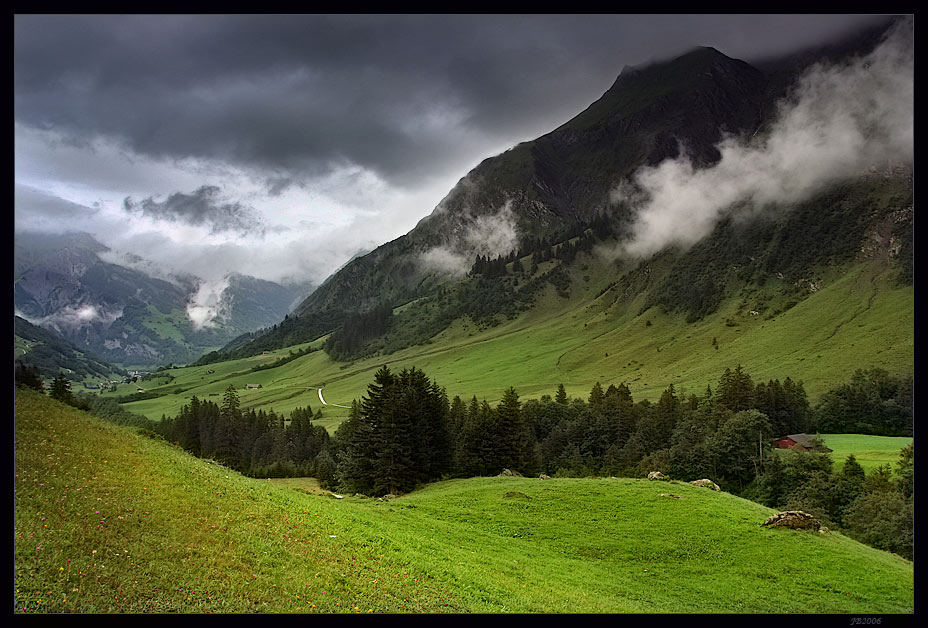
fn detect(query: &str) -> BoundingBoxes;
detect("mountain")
[14,314,125,384]
[14,232,314,367]
[210,18,910,374]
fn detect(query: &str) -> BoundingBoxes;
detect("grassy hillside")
[14,389,913,613]
[114,257,912,432]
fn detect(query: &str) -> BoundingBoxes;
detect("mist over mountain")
[209,17,910,364]
[14,314,125,382]
[14,231,315,366]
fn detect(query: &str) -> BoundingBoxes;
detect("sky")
[14,14,894,287]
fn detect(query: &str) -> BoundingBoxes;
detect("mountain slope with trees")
[14,315,125,383]
[209,18,910,374]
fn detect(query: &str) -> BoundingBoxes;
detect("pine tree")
[221,385,240,417]
[895,444,913,499]
[15,361,45,393]
[588,382,605,409]
[49,374,73,405]
[496,387,524,472]
[334,399,376,494]
[716,365,755,412]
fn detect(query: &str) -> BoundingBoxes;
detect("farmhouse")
[246,384,262,389]
[773,433,833,453]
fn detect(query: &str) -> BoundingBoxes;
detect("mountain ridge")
[212,20,909,367]
[14,231,315,366]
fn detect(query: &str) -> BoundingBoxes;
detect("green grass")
[141,306,190,342]
[14,390,913,613]
[821,434,913,473]
[115,258,912,436]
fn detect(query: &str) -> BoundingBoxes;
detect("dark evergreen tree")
[587,382,605,409]
[716,365,755,412]
[49,374,73,405]
[496,387,525,472]
[334,399,376,494]
[813,369,911,436]
[15,361,45,393]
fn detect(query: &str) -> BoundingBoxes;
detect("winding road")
[313,386,351,409]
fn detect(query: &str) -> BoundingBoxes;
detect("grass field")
[821,434,913,473]
[114,259,912,437]
[14,390,913,613]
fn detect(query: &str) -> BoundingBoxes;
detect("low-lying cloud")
[17,303,124,331]
[186,277,233,330]
[419,200,519,277]
[615,18,913,259]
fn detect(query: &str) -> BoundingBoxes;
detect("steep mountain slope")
[14,315,125,383]
[291,47,770,318]
[14,232,313,366]
[216,18,910,371]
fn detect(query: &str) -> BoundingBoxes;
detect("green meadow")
[822,434,913,473]
[115,259,912,435]
[14,390,913,613]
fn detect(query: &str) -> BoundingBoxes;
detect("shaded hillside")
[14,315,125,382]
[215,20,908,366]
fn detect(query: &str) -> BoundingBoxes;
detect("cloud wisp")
[614,19,913,260]
[419,200,520,278]
[123,185,266,236]
[16,303,124,331]
[185,277,233,330]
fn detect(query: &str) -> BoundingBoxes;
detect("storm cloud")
[14,15,889,188]
[123,185,265,235]
[14,14,899,291]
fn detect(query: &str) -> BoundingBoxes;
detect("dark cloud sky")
[123,185,266,235]
[14,14,893,285]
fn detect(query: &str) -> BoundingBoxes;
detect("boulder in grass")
[499,468,523,477]
[690,479,721,491]
[647,471,668,481]
[538,474,551,480]
[761,510,821,531]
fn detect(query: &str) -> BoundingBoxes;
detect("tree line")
[16,361,912,558]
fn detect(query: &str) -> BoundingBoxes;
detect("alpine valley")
[14,230,315,371]
[158,18,913,418]
[14,15,913,615]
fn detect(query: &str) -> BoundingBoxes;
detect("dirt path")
[314,386,351,409]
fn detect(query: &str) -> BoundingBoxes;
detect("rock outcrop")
[761,511,822,531]
[690,479,721,491]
